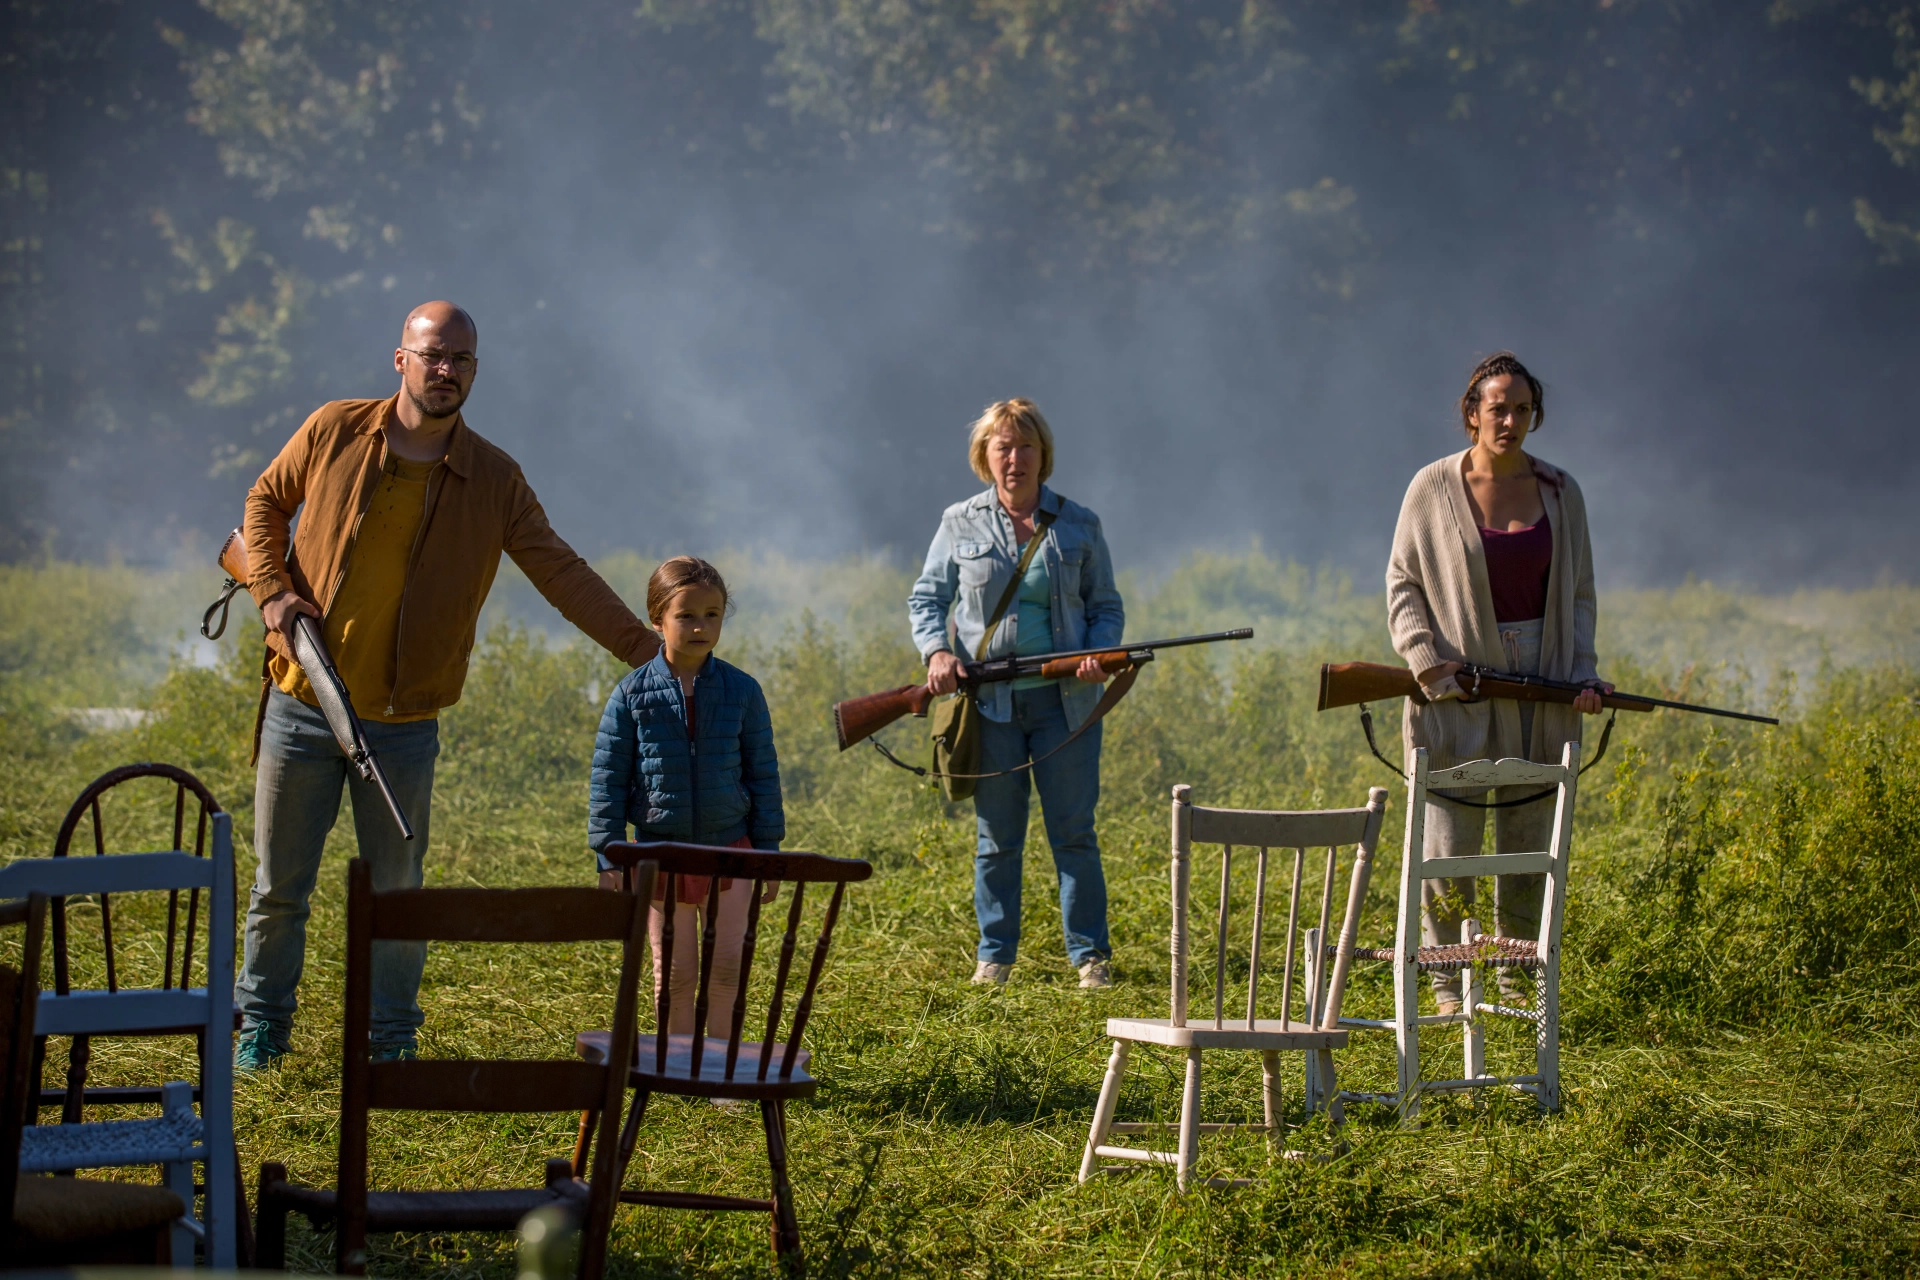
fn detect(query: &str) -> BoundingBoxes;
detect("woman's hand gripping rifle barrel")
[209,528,416,839]
[832,628,1255,751]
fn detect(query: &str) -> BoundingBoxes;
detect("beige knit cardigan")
[1386,449,1600,769]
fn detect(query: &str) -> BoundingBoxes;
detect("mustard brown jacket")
[244,394,658,717]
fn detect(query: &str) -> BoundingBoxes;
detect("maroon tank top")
[1480,513,1551,622]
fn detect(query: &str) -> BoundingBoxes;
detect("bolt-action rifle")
[205,530,416,840]
[1317,660,1778,724]
[833,628,1255,751]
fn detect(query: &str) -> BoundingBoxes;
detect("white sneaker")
[1078,959,1112,990]
[972,961,1013,986]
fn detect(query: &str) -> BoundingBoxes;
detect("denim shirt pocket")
[954,539,997,589]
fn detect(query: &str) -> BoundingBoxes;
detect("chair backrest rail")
[0,851,218,899]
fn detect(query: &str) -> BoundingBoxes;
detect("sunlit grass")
[3,554,1916,1276]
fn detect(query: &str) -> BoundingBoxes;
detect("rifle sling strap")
[870,662,1141,782]
[1357,701,1616,810]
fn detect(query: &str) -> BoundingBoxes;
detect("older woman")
[909,398,1125,990]
[1387,351,1612,1013]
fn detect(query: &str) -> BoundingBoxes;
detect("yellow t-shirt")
[273,454,439,723]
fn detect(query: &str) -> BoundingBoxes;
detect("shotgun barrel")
[1317,660,1778,725]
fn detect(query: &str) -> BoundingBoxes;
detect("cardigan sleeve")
[1562,475,1601,683]
[739,678,785,850]
[1386,470,1448,679]
[588,685,638,862]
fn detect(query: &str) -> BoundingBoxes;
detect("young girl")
[588,556,783,1034]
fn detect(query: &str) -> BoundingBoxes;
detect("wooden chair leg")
[1462,919,1485,1092]
[166,1156,198,1263]
[255,1162,289,1271]
[234,1136,258,1268]
[761,1099,801,1261]
[1259,1050,1282,1147]
[1314,1048,1345,1131]
[1538,968,1561,1114]
[1395,962,1421,1127]
[1176,1048,1202,1193]
[572,1108,597,1178]
[1078,1040,1130,1182]
[614,1088,650,1186]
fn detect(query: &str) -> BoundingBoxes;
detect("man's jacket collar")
[362,392,474,478]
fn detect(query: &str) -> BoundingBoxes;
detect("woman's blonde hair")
[966,398,1055,484]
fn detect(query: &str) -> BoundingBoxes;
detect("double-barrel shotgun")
[205,530,416,839]
[1317,660,1778,725]
[833,628,1255,751]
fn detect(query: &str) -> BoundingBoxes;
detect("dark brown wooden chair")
[255,856,656,1278]
[577,841,873,1268]
[1,892,190,1267]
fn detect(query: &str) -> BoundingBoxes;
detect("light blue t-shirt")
[1011,542,1055,689]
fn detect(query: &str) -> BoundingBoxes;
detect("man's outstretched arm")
[503,472,660,667]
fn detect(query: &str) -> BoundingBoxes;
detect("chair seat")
[576,1031,816,1099]
[266,1180,588,1232]
[1345,935,1544,973]
[12,1174,185,1244]
[19,1106,204,1172]
[1105,1017,1349,1050]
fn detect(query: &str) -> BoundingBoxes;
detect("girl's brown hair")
[1458,351,1546,439]
[646,556,731,625]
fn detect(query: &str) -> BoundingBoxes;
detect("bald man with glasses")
[231,301,660,1069]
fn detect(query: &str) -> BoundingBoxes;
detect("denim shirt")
[908,486,1125,730]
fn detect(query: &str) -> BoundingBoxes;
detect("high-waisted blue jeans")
[237,689,439,1051]
[971,683,1110,967]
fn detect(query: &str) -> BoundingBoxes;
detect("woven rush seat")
[20,1082,204,1172]
[1341,935,1543,973]
[12,1175,186,1249]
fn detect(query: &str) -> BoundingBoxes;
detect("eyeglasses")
[402,347,478,375]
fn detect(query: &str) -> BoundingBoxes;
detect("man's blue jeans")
[972,683,1110,967]
[237,688,439,1051]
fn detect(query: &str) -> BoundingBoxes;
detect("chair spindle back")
[1171,786,1389,1031]
[604,842,872,1086]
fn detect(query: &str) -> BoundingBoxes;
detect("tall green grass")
[1,555,1916,1277]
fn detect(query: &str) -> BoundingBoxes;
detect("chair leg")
[62,1033,91,1126]
[761,1099,801,1262]
[1078,1040,1130,1182]
[1538,968,1561,1113]
[165,1157,197,1264]
[1176,1048,1202,1193]
[234,1136,258,1268]
[255,1162,289,1271]
[1462,920,1485,1092]
[572,1108,597,1178]
[614,1089,650,1186]
[1260,1050,1282,1146]
[1314,1048,1345,1132]
[1396,969,1421,1127]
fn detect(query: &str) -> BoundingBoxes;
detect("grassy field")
[2,553,1916,1277]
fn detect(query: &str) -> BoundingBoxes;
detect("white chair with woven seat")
[0,811,237,1266]
[1078,785,1389,1191]
[1322,743,1578,1122]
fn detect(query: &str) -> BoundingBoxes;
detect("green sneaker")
[370,1042,418,1063]
[234,1025,286,1074]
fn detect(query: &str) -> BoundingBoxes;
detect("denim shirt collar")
[963,485,1064,551]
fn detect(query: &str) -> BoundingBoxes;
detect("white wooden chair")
[1079,785,1388,1191]
[1323,744,1578,1122]
[0,813,238,1266]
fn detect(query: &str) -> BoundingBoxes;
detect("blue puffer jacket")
[588,651,784,867]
